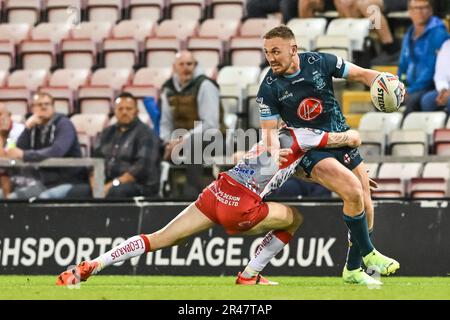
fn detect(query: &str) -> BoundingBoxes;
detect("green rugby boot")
[363,249,400,276]
[342,266,383,286]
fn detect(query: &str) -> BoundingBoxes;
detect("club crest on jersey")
[297,97,323,121]
[313,73,326,90]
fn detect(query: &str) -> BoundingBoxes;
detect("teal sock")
[343,211,374,257]
[346,229,373,271]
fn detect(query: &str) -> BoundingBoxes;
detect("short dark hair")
[263,25,295,41]
[115,92,137,106]
[408,0,434,8]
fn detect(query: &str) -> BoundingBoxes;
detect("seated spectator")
[420,39,450,112]
[398,0,449,114]
[160,51,224,198]
[332,0,406,65]
[300,0,337,18]
[4,93,89,199]
[246,0,300,23]
[0,103,25,198]
[91,92,161,198]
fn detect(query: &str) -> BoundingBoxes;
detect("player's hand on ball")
[277,148,293,166]
[398,80,406,104]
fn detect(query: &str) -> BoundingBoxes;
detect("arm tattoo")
[326,132,351,148]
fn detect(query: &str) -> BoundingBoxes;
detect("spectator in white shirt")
[420,39,450,112]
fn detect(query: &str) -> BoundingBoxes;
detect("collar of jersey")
[282,69,301,79]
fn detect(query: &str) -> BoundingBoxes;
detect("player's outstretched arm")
[326,130,361,148]
[346,63,380,87]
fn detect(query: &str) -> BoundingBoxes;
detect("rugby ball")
[370,72,403,113]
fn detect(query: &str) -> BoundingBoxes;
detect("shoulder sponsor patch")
[336,56,343,69]
[257,97,272,117]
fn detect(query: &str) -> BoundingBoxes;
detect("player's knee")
[290,207,303,230]
[341,182,364,206]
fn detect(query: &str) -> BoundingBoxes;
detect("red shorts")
[195,173,269,235]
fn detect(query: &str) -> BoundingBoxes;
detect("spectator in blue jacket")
[398,0,449,114]
[5,92,88,199]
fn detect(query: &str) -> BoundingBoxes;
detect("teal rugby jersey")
[258,52,350,132]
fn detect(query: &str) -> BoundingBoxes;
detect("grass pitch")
[0,276,449,300]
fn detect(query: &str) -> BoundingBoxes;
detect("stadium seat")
[402,112,447,145]
[239,18,280,38]
[77,131,92,157]
[155,19,199,41]
[358,112,403,135]
[359,130,385,158]
[0,23,31,45]
[0,40,15,71]
[70,21,113,44]
[129,0,164,21]
[86,0,123,23]
[372,162,422,198]
[20,40,56,70]
[61,38,97,69]
[199,19,240,41]
[287,18,327,51]
[410,162,450,198]
[389,130,428,156]
[103,37,139,68]
[21,23,72,70]
[210,0,245,20]
[229,36,264,67]
[169,0,204,21]
[315,35,352,61]
[71,113,110,157]
[31,22,72,43]
[434,128,450,155]
[0,69,49,115]
[144,37,181,68]
[6,69,49,90]
[78,68,133,114]
[45,0,83,23]
[5,0,41,25]
[342,91,372,114]
[187,37,223,70]
[326,18,370,51]
[295,35,312,52]
[112,20,155,42]
[217,66,260,115]
[0,70,8,86]
[39,69,91,114]
[131,67,171,89]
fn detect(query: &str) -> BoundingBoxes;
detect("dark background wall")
[0,200,448,276]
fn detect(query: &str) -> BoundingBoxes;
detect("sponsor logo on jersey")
[297,97,323,121]
[292,77,305,84]
[257,97,272,117]
[233,166,256,176]
[278,90,294,101]
[336,56,343,69]
[308,54,322,64]
[266,76,277,85]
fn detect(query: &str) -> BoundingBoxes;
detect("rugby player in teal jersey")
[258,25,403,284]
